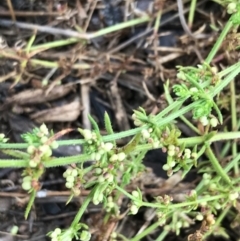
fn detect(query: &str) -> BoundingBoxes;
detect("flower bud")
[105,173,114,183]
[29,160,38,168]
[215,203,221,210]
[132,113,137,120]
[227,3,237,14]
[98,176,105,183]
[23,176,32,182]
[152,141,160,149]
[80,230,91,241]
[117,152,126,161]
[71,169,78,177]
[130,204,139,215]
[95,168,102,175]
[66,181,74,189]
[83,129,92,140]
[40,136,48,143]
[39,145,51,154]
[110,154,118,162]
[196,213,204,221]
[177,71,187,80]
[132,190,140,198]
[98,193,104,202]
[51,141,59,149]
[168,150,175,157]
[54,228,61,236]
[190,87,198,93]
[66,176,74,183]
[104,142,114,151]
[95,152,102,161]
[163,164,170,171]
[22,181,32,191]
[168,145,175,151]
[134,120,142,126]
[229,192,239,200]
[27,145,36,154]
[210,117,218,127]
[40,123,49,136]
[199,116,209,126]
[141,129,150,139]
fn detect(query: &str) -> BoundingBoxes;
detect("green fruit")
[29,160,38,168]
[27,145,36,154]
[51,141,59,149]
[66,182,74,189]
[22,181,32,191]
[66,176,74,183]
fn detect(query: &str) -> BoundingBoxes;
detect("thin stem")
[115,185,236,209]
[230,79,238,175]
[129,221,162,241]
[1,131,240,152]
[155,229,169,241]
[224,154,240,173]
[188,0,197,28]
[92,16,151,38]
[205,146,231,185]
[212,64,240,97]
[205,19,233,64]
[71,187,96,227]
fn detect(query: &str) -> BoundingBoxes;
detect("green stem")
[205,146,231,185]
[71,187,96,227]
[224,153,240,173]
[116,185,239,209]
[218,61,240,78]
[29,38,80,51]
[205,19,233,64]
[155,229,168,241]
[129,221,162,241]
[117,233,129,241]
[230,79,238,175]
[25,190,36,219]
[92,16,151,38]
[188,0,197,28]
[43,154,92,167]
[0,131,240,152]
[0,159,28,167]
[212,64,240,97]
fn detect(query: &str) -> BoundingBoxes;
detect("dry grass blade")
[30,97,81,123]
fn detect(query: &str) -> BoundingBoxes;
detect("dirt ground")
[0,0,239,240]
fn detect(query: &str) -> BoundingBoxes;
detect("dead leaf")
[30,97,81,123]
[5,85,73,105]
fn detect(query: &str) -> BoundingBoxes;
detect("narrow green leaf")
[1,149,30,159]
[24,190,36,219]
[0,159,29,168]
[104,111,114,136]
[88,114,100,134]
